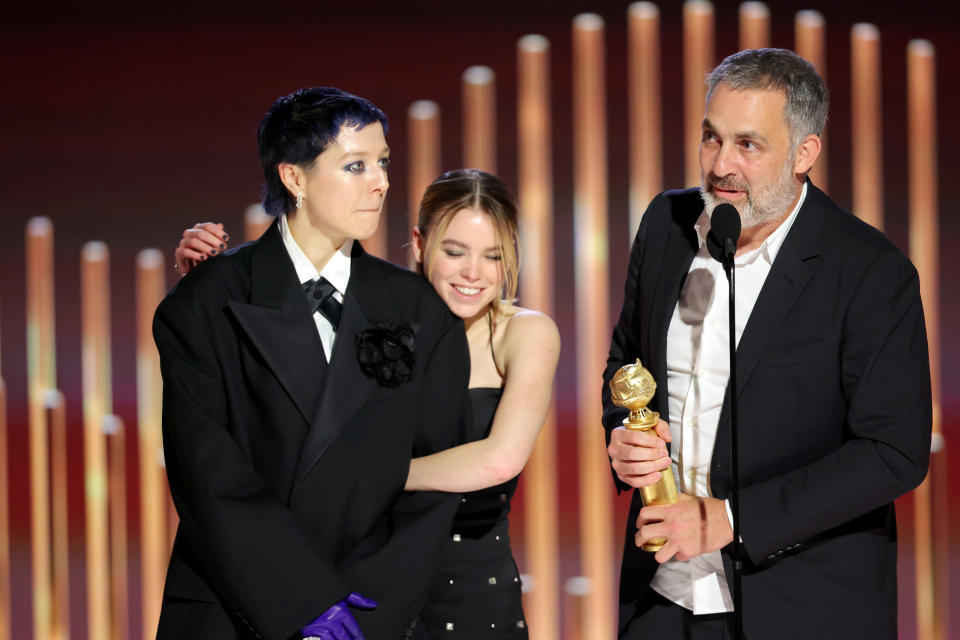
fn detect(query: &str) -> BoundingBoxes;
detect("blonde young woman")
[174,168,559,638]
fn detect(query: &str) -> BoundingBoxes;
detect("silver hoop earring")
[296,192,304,209]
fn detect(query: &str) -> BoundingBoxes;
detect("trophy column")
[609,359,679,551]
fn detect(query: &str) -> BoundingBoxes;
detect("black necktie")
[303,277,342,331]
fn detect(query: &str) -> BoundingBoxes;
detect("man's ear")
[793,133,822,176]
[411,227,425,265]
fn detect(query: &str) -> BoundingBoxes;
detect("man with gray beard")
[602,48,931,639]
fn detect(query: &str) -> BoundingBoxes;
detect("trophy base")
[641,538,667,552]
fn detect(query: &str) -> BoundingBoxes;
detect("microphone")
[706,200,745,639]
[706,202,742,268]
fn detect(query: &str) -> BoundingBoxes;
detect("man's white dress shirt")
[279,213,352,362]
[651,183,807,614]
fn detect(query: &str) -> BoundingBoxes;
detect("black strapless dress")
[419,387,528,638]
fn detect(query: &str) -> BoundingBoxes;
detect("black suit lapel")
[294,245,382,484]
[713,183,824,477]
[227,221,328,427]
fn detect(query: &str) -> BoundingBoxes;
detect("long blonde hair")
[416,169,520,311]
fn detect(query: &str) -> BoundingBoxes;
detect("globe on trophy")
[609,358,679,552]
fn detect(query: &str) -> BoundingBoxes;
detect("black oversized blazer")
[602,183,932,639]
[153,220,469,640]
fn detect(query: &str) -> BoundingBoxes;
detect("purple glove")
[301,592,377,640]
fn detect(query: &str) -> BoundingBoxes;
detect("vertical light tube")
[907,39,947,640]
[244,203,273,242]
[683,1,714,188]
[25,217,55,640]
[137,248,168,640]
[517,33,559,640]
[44,391,69,640]
[104,416,128,640]
[572,13,615,640]
[408,100,441,266]
[794,11,828,192]
[738,2,770,50]
[851,24,883,229]
[628,2,662,237]
[562,577,590,640]
[463,66,497,173]
[81,241,111,640]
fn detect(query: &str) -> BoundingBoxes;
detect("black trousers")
[621,591,735,640]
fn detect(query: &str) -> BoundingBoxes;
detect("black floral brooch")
[355,321,417,388]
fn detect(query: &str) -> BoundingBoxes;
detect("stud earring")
[296,192,304,209]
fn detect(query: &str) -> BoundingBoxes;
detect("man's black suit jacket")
[153,221,469,640]
[602,183,931,638]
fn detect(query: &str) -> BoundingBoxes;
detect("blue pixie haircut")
[257,87,389,215]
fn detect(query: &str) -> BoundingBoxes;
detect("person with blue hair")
[154,87,471,639]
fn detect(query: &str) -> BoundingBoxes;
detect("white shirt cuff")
[724,499,743,543]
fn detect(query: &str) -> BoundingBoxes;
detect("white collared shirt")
[652,182,807,614]
[279,213,353,362]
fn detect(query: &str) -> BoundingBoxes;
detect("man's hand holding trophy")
[608,359,679,552]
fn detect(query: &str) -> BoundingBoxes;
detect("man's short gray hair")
[706,48,829,152]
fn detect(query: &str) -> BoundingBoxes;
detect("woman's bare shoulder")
[499,305,560,354]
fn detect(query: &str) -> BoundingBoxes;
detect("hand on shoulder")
[174,222,230,277]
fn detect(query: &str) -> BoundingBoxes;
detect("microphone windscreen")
[706,203,742,263]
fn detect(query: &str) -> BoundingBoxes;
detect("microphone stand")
[722,240,744,640]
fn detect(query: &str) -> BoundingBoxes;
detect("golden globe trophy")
[609,358,678,552]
